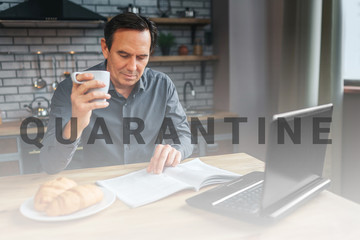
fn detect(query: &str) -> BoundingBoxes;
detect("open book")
[96,158,240,208]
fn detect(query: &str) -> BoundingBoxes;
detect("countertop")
[0,121,39,137]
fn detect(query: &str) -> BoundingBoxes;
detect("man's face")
[101,29,151,90]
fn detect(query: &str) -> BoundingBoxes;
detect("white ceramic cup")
[71,70,110,102]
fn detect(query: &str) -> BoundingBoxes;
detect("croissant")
[34,177,77,212]
[45,184,104,216]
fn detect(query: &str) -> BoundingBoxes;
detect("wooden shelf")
[149,18,211,26]
[149,55,218,62]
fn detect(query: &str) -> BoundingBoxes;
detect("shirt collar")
[108,77,145,93]
[138,75,145,92]
[109,80,115,91]
[107,66,146,93]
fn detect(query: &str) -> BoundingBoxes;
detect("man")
[40,13,193,174]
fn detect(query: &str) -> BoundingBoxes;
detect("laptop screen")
[261,104,333,210]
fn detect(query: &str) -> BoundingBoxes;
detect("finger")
[71,97,109,114]
[71,93,110,116]
[171,151,182,167]
[147,145,163,173]
[71,90,110,108]
[165,148,177,167]
[74,80,107,95]
[87,100,110,110]
[75,73,94,83]
[148,145,166,173]
[154,145,172,174]
[148,144,171,174]
[72,73,95,92]
[83,91,111,103]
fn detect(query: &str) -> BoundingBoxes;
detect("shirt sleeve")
[163,76,194,160]
[39,80,80,174]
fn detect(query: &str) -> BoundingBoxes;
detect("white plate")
[20,187,116,222]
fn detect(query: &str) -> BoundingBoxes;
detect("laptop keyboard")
[212,181,263,214]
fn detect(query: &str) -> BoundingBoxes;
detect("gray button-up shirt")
[40,61,193,174]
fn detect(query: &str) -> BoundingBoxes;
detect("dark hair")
[104,12,158,53]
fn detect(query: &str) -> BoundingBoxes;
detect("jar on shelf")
[193,39,203,56]
[178,45,189,55]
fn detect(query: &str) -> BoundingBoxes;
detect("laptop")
[186,103,333,223]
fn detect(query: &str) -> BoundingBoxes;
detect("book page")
[97,158,240,208]
[97,169,194,208]
[163,158,240,190]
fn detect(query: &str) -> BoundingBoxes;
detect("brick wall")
[0,0,213,122]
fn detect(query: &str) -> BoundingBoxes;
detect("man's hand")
[63,73,111,139]
[147,144,182,174]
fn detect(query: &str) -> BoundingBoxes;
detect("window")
[342,0,360,82]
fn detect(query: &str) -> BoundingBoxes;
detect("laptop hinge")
[266,178,331,219]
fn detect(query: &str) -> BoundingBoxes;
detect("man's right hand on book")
[147,144,182,174]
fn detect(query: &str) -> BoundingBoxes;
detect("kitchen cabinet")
[0,121,83,176]
[0,122,25,175]
[0,136,22,176]
[19,135,84,174]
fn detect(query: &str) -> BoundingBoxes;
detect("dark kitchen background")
[0,0,214,122]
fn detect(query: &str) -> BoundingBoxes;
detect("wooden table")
[0,153,359,240]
